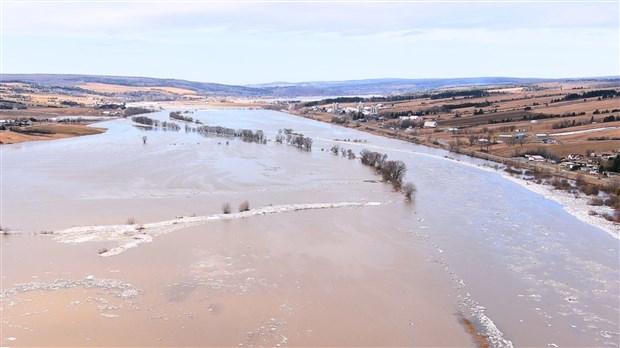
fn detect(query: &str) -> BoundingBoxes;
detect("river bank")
[0,123,107,144]
[292,110,620,234]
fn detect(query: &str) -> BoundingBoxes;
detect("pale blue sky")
[2,1,619,85]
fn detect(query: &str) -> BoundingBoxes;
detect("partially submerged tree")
[403,181,417,201]
[222,203,232,214]
[239,200,250,212]
[330,144,340,155]
[380,160,407,186]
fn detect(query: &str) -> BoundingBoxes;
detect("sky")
[1,0,619,85]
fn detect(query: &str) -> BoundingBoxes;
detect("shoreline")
[290,111,619,237]
[0,122,107,145]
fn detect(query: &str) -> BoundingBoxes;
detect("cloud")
[4,1,618,35]
[2,1,618,83]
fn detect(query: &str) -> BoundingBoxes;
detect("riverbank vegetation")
[504,166,620,222]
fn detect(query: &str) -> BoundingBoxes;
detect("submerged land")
[1,74,619,347]
[2,74,619,221]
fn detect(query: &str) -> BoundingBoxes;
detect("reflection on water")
[1,109,618,347]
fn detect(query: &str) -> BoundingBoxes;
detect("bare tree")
[468,135,477,146]
[239,200,250,212]
[222,203,231,214]
[330,144,340,155]
[403,182,417,201]
[360,150,387,168]
[381,160,407,185]
[142,135,148,144]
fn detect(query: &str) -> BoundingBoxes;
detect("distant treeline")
[303,97,364,107]
[60,100,83,107]
[195,125,267,144]
[0,99,28,109]
[97,103,125,110]
[124,107,154,117]
[9,127,55,135]
[426,89,489,100]
[487,113,561,125]
[549,115,620,130]
[551,89,618,103]
[441,100,491,111]
[302,89,490,107]
[131,116,181,131]
[169,111,195,123]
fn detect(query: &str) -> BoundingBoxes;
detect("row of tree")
[195,125,267,144]
[288,134,313,150]
[330,144,356,159]
[169,111,195,123]
[360,150,407,186]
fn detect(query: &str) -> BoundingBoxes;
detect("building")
[526,155,545,162]
[424,121,437,128]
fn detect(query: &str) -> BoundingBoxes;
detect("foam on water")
[51,201,384,256]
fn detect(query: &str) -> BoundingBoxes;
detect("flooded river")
[1,108,618,347]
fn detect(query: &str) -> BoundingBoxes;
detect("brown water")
[1,108,618,347]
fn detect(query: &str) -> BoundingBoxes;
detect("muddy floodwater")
[1,108,618,347]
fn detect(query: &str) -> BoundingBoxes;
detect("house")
[526,155,545,162]
[560,161,582,170]
[424,121,437,128]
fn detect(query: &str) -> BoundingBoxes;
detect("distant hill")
[249,77,556,96]
[1,74,265,97]
[3,74,618,98]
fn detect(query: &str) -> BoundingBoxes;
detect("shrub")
[222,203,231,214]
[380,160,407,184]
[403,182,417,201]
[126,217,136,225]
[550,178,572,191]
[604,195,619,208]
[239,201,250,212]
[580,184,599,196]
[588,197,604,206]
[330,144,340,155]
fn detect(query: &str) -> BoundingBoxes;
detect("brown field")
[537,98,619,115]
[0,123,106,144]
[78,82,197,95]
[0,107,110,119]
[297,81,620,182]
[27,93,104,106]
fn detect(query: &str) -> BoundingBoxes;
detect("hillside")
[6,74,616,98]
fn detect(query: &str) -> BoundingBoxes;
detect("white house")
[527,155,545,162]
